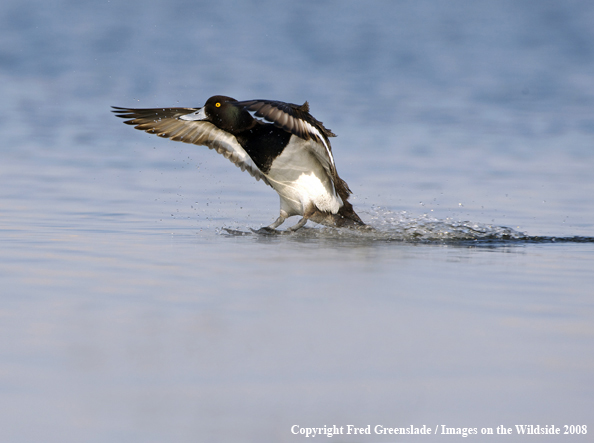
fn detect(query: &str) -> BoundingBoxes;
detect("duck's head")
[180,95,253,134]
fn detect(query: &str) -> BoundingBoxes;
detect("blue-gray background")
[1,1,593,442]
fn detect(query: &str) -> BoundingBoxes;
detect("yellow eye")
[215,102,221,107]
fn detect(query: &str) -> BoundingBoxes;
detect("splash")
[361,207,525,242]
[222,207,594,245]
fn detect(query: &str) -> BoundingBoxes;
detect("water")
[1,1,593,442]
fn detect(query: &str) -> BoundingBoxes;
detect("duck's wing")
[112,106,269,185]
[233,100,338,179]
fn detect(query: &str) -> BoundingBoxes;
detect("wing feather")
[112,107,270,185]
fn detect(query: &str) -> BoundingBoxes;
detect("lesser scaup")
[113,96,364,231]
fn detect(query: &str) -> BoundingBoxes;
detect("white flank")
[265,136,342,217]
[294,172,341,213]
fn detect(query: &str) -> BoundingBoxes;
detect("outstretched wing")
[233,100,338,179]
[112,106,270,185]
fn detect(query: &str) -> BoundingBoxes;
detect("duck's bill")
[179,107,207,121]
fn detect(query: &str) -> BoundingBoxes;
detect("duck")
[112,96,364,232]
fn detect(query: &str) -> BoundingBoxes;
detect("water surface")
[1,1,593,442]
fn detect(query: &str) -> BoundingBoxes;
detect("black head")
[202,95,254,134]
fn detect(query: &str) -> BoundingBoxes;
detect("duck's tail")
[309,202,365,228]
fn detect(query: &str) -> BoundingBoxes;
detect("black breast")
[235,124,292,174]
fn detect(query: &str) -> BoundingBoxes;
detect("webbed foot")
[250,227,281,235]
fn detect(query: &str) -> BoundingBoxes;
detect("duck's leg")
[251,215,307,234]
[285,204,317,232]
[250,212,288,235]
[267,214,286,229]
[286,217,308,231]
